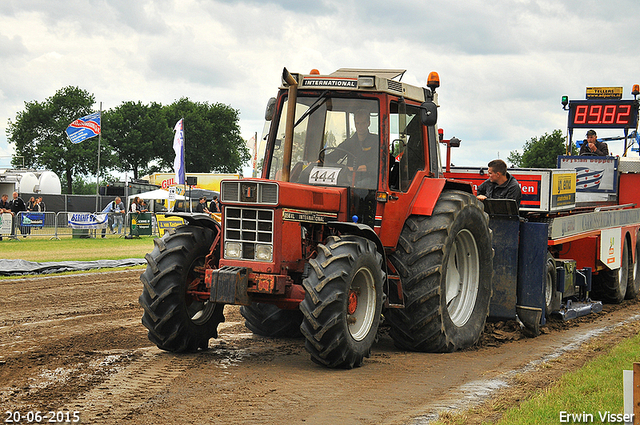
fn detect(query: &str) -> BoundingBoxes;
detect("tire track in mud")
[62,320,248,424]
[64,348,197,424]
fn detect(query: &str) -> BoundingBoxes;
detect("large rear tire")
[240,303,303,338]
[139,225,224,352]
[592,237,629,304]
[300,235,384,368]
[387,190,493,352]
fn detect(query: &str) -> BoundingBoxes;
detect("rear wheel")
[300,235,383,368]
[240,303,303,338]
[545,252,561,317]
[387,190,493,352]
[592,237,629,304]
[626,234,640,299]
[139,225,224,352]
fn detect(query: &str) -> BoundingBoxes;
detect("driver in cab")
[324,109,379,182]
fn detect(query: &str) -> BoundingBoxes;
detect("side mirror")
[420,101,438,127]
[264,97,276,121]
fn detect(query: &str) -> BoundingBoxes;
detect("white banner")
[68,213,108,229]
[0,213,12,234]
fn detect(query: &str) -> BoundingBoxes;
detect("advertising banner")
[21,212,45,228]
[68,213,108,229]
[130,213,152,236]
[0,213,12,234]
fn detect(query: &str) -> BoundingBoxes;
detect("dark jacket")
[579,140,609,156]
[9,196,26,214]
[477,172,522,208]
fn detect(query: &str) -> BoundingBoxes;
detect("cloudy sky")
[1,0,639,173]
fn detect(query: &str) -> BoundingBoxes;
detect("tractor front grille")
[224,207,274,261]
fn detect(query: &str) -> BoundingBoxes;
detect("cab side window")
[389,102,425,191]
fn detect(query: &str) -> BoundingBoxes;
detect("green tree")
[72,176,97,195]
[102,101,172,180]
[508,129,576,168]
[161,98,250,173]
[6,86,105,193]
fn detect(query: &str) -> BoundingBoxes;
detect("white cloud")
[1,0,640,171]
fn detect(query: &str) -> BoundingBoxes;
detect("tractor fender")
[164,212,221,233]
[410,178,474,217]
[326,221,388,278]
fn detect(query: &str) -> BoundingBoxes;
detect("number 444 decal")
[308,166,342,185]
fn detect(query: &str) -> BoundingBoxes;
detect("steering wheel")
[318,147,354,165]
[581,152,597,156]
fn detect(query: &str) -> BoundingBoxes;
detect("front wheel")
[387,190,493,352]
[139,225,225,352]
[300,235,383,368]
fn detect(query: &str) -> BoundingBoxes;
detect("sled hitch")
[205,266,294,305]
[206,266,251,305]
[554,266,603,320]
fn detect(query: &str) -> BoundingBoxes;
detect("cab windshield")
[268,96,380,190]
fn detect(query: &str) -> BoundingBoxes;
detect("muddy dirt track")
[1,269,639,425]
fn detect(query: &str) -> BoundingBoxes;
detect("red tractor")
[139,68,495,368]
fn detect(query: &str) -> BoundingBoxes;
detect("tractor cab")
[261,68,439,229]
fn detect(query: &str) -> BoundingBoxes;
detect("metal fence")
[0,212,181,240]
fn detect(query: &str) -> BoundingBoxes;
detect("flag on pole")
[173,119,186,185]
[248,134,257,172]
[66,112,101,144]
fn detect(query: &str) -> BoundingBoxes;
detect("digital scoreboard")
[568,100,638,129]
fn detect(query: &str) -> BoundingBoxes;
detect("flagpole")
[95,102,102,212]
[253,131,258,178]
[181,117,187,210]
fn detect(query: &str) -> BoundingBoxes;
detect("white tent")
[127,189,184,203]
[127,189,185,213]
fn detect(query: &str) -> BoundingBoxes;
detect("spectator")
[130,197,140,213]
[210,195,221,213]
[0,194,11,241]
[24,196,36,237]
[37,196,46,211]
[195,196,210,214]
[32,197,43,212]
[9,192,27,238]
[110,197,126,234]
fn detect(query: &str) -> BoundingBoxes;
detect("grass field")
[0,235,156,262]
[495,331,640,425]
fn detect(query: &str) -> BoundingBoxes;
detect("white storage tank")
[18,172,39,193]
[38,171,62,194]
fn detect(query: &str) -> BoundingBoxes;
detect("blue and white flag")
[173,118,185,185]
[66,112,101,144]
[575,167,604,190]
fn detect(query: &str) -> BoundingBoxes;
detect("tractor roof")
[280,68,430,104]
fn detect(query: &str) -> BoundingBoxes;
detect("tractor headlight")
[225,242,242,259]
[255,244,273,262]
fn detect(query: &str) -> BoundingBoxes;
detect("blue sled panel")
[517,221,548,327]
[488,217,520,320]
